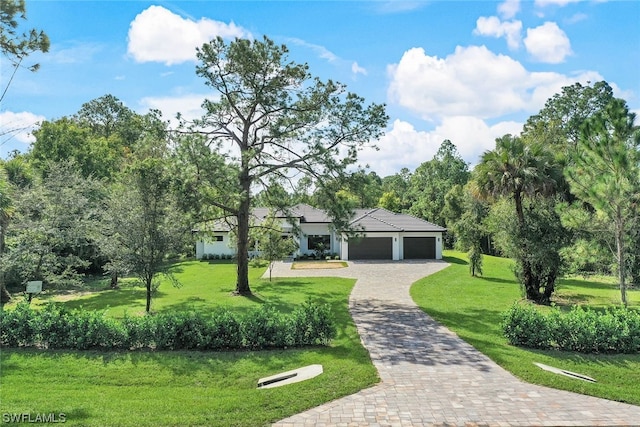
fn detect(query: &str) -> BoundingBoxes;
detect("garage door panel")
[348,237,392,260]
[404,237,436,259]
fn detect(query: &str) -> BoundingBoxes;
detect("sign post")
[26,281,42,303]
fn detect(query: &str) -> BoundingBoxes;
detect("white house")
[194,204,446,261]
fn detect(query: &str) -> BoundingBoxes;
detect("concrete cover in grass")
[268,260,640,426]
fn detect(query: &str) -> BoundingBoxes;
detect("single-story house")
[195,203,446,261]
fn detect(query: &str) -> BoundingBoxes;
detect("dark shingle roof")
[195,205,445,233]
[350,208,446,232]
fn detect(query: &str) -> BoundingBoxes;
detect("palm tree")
[474,135,561,302]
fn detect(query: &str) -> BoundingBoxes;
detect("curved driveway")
[269,260,640,426]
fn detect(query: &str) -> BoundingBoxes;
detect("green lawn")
[0,261,378,426]
[410,250,640,406]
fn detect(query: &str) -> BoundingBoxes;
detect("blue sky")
[1,0,639,176]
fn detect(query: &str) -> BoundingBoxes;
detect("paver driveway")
[269,260,640,427]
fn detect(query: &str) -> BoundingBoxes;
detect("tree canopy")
[185,36,387,294]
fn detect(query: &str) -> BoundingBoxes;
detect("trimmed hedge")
[0,301,336,351]
[502,303,640,353]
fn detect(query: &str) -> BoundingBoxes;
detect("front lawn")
[0,261,378,426]
[410,251,640,406]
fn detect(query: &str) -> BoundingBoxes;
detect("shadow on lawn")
[443,256,468,265]
[60,288,166,313]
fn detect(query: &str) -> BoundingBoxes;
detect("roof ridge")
[366,209,404,231]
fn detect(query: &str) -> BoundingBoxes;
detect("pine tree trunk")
[235,166,252,295]
[616,213,627,306]
[145,277,152,313]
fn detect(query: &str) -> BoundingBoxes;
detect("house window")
[213,235,223,242]
[308,235,330,251]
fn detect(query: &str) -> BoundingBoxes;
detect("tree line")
[1,6,638,309]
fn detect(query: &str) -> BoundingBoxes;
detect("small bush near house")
[502,303,640,353]
[0,301,336,351]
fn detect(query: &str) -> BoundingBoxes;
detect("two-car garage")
[347,236,437,260]
[341,208,445,261]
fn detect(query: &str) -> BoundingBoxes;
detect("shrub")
[0,302,39,347]
[241,305,287,349]
[208,309,242,349]
[502,303,640,353]
[289,300,337,346]
[0,301,337,351]
[501,303,552,349]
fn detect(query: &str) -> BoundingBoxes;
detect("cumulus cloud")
[474,16,523,49]
[498,0,521,19]
[524,22,572,63]
[358,118,524,175]
[127,6,251,65]
[0,111,45,146]
[387,44,598,121]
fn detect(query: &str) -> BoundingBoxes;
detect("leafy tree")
[254,215,297,281]
[0,165,14,303]
[188,36,387,295]
[564,98,640,305]
[474,135,563,303]
[341,170,383,208]
[0,0,50,103]
[408,140,469,233]
[0,161,104,289]
[444,183,488,276]
[30,118,119,179]
[103,157,187,312]
[1,152,33,188]
[522,81,615,152]
[378,191,402,212]
[381,167,412,212]
[30,95,169,181]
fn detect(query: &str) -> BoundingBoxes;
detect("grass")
[410,250,640,406]
[0,260,378,426]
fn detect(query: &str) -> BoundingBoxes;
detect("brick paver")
[269,260,640,426]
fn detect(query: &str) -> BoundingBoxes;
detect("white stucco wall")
[195,233,236,259]
[298,223,338,256]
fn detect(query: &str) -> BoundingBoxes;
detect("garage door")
[348,237,392,260]
[404,237,436,259]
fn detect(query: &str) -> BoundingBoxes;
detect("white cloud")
[524,22,572,63]
[359,120,443,176]
[535,0,582,7]
[358,117,525,175]
[137,94,210,124]
[566,13,588,24]
[498,0,521,19]
[387,44,598,121]
[0,111,45,146]
[285,37,339,63]
[127,6,251,65]
[474,16,523,49]
[351,62,368,76]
